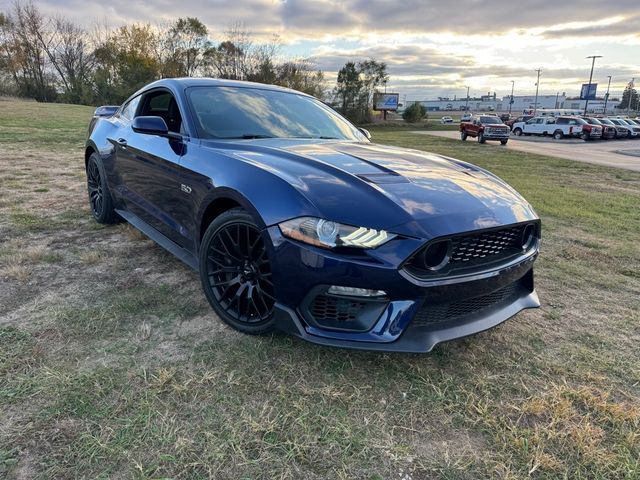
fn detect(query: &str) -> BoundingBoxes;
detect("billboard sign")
[373,93,400,111]
[580,83,597,100]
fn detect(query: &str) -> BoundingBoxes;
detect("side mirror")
[358,127,371,140]
[132,116,169,136]
[131,116,182,141]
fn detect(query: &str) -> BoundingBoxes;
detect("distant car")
[618,119,640,138]
[460,115,510,144]
[571,117,603,140]
[598,118,630,139]
[461,113,473,122]
[608,119,638,138]
[512,116,590,140]
[506,115,533,130]
[440,116,454,124]
[500,113,511,122]
[582,117,615,140]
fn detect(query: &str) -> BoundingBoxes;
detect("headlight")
[279,217,396,249]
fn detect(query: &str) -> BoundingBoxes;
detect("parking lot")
[417,130,640,172]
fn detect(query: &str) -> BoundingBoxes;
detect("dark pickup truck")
[460,115,510,144]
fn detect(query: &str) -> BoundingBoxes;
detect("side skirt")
[115,209,199,271]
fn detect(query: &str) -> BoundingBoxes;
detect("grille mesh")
[405,224,535,277]
[309,295,367,323]
[450,226,523,264]
[413,282,519,327]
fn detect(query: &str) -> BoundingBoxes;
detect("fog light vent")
[327,286,387,297]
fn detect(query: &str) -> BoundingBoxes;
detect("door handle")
[116,138,127,147]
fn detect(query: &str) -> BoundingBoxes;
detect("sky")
[20,0,640,100]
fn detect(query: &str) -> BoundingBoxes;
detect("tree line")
[0,2,326,106]
[0,1,391,123]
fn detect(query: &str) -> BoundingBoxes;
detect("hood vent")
[356,173,411,184]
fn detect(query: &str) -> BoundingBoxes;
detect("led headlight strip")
[279,217,396,249]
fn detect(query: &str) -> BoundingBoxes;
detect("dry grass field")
[0,99,639,479]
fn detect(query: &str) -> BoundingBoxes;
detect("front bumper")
[268,226,540,353]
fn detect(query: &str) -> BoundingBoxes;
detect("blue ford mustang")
[85,78,540,352]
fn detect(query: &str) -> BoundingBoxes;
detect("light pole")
[628,78,635,117]
[554,91,559,109]
[465,86,470,112]
[533,68,541,115]
[583,55,602,115]
[603,75,612,114]
[508,80,514,114]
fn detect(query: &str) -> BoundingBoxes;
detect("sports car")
[85,78,541,352]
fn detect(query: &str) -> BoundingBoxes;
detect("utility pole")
[583,55,602,115]
[603,75,612,113]
[508,80,514,114]
[628,78,635,117]
[465,86,470,112]
[533,69,541,115]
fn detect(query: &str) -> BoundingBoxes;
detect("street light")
[533,69,541,115]
[465,86,470,112]
[603,75,612,113]
[508,80,514,114]
[583,55,602,115]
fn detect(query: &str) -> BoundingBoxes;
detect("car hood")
[205,139,538,239]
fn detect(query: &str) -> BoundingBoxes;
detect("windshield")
[480,116,502,124]
[187,86,364,141]
[599,119,614,125]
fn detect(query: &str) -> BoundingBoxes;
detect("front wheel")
[477,133,486,144]
[513,128,523,136]
[581,132,589,141]
[553,130,564,140]
[460,131,467,141]
[500,139,508,145]
[199,208,276,334]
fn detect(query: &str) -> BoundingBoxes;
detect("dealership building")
[415,93,617,114]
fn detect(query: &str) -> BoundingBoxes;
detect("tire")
[86,153,118,224]
[199,208,275,334]
[513,128,522,136]
[580,132,589,141]
[460,131,467,141]
[553,130,563,140]
[477,133,486,144]
[500,139,508,145]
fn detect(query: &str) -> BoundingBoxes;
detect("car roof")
[142,77,308,96]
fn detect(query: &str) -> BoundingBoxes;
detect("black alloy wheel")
[86,153,117,224]
[200,209,275,333]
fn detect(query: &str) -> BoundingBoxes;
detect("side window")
[568,119,577,125]
[139,90,183,134]
[556,118,567,125]
[120,96,141,121]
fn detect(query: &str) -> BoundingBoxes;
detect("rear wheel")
[553,130,564,140]
[199,208,275,334]
[86,153,118,224]
[513,128,522,136]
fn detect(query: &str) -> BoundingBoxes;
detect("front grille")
[310,295,367,323]
[413,281,520,327]
[404,223,538,279]
[450,226,522,264]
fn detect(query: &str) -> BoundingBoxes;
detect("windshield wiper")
[291,135,340,140]
[221,134,275,139]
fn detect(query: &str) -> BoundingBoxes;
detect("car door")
[116,89,191,248]
[523,118,542,134]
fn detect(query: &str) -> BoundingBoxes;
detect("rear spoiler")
[94,105,120,117]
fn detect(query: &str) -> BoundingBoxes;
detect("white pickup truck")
[511,116,584,140]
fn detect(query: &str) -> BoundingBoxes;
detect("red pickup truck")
[460,115,511,144]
